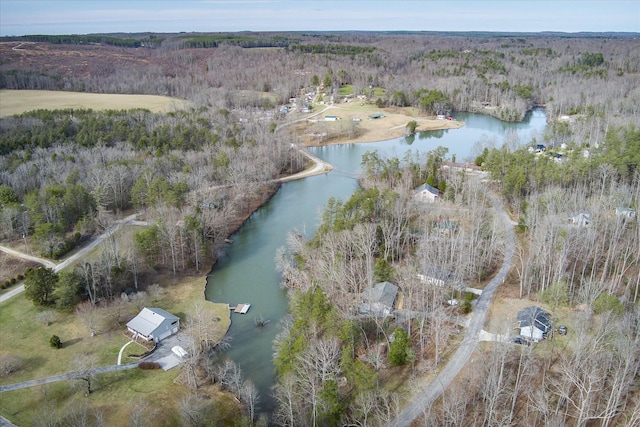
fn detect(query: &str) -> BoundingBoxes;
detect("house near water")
[126,307,180,343]
[359,281,399,317]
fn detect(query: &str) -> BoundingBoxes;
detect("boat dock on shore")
[229,303,251,314]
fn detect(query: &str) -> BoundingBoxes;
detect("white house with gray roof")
[517,306,552,342]
[126,307,180,343]
[414,183,440,203]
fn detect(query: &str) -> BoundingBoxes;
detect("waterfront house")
[127,307,180,343]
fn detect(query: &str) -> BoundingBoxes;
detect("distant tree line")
[178,34,299,48]
[1,34,162,48]
[287,43,377,56]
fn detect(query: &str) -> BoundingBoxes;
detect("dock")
[230,303,251,314]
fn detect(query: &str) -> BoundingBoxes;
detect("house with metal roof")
[359,281,398,317]
[414,183,440,203]
[126,307,180,343]
[517,306,552,342]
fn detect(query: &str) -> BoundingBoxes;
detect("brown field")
[0,252,39,284]
[0,41,157,76]
[0,89,189,117]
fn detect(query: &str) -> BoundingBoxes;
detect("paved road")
[0,212,140,304]
[0,331,188,394]
[389,186,516,427]
[0,363,139,393]
[0,415,18,427]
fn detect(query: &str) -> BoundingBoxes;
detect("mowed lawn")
[0,274,231,425]
[0,90,189,117]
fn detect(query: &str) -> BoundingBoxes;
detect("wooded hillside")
[1,31,639,426]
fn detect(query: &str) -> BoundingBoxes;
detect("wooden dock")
[230,303,251,314]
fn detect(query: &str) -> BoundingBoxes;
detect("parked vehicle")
[510,336,531,346]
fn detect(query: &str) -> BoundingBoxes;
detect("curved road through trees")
[390,183,516,427]
[0,212,141,304]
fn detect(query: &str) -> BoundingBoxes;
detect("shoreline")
[293,105,465,147]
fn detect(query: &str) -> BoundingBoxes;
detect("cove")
[204,108,548,416]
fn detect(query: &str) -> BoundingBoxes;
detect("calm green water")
[205,109,547,415]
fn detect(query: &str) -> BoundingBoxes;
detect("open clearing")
[298,103,464,146]
[0,90,189,117]
[0,273,230,425]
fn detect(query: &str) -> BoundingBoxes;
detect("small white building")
[414,183,440,203]
[127,307,180,343]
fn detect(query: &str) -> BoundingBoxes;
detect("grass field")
[0,273,231,425]
[0,90,189,117]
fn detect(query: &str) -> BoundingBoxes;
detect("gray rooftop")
[126,307,179,337]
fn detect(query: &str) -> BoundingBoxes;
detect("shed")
[414,183,440,203]
[369,113,385,119]
[517,306,551,342]
[127,307,180,343]
[359,281,398,317]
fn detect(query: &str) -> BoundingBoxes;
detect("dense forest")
[1,31,639,426]
[3,31,638,125]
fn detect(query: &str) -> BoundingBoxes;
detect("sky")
[0,0,638,36]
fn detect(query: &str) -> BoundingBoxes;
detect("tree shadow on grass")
[24,354,47,372]
[62,337,83,348]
